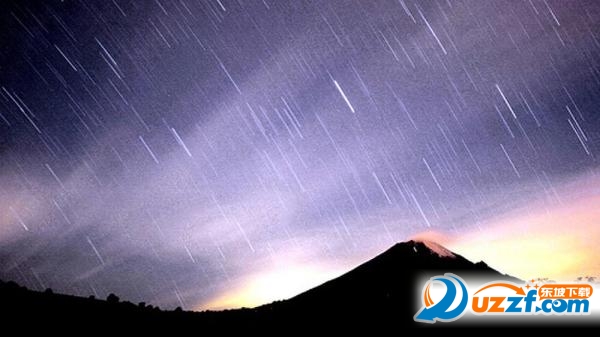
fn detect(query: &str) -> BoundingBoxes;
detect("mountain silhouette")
[251,239,521,327]
[2,240,595,330]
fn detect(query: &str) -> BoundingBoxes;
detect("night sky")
[1,0,600,310]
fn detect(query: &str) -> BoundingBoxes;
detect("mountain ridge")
[0,239,557,330]
[251,239,521,327]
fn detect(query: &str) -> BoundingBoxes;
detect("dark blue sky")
[1,0,599,310]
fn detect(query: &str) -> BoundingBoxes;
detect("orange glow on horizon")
[197,262,346,311]
[444,193,600,282]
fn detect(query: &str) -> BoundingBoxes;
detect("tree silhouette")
[106,293,120,304]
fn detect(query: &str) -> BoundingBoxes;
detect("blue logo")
[414,273,468,323]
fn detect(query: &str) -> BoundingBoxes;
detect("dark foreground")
[1,241,596,330]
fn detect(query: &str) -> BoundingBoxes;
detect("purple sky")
[1,0,600,310]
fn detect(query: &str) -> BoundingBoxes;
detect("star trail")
[1,0,599,310]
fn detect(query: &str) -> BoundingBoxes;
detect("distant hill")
[3,240,595,330]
